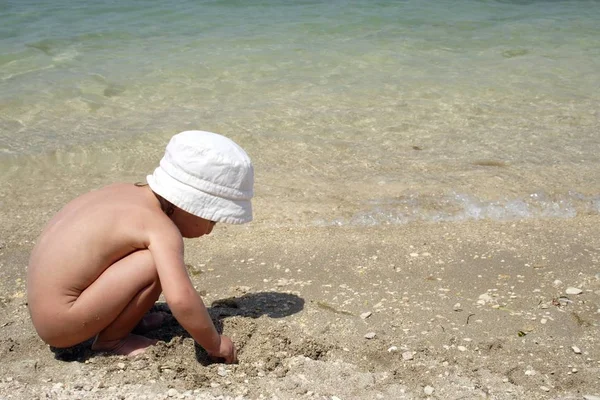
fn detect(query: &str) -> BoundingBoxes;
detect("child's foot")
[133,311,168,334]
[92,334,158,356]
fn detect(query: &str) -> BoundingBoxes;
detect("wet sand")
[1,214,599,399]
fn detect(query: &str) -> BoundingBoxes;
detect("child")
[27,131,254,362]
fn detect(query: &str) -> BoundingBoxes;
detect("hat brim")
[147,167,252,225]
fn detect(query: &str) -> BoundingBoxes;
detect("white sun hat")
[147,131,254,224]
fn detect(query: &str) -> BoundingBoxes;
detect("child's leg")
[60,250,162,355]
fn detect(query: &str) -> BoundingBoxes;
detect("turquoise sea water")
[1,0,599,227]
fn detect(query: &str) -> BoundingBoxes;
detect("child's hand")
[208,335,237,364]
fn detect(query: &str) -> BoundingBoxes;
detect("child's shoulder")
[70,183,160,217]
[97,182,139,194]
[91,183,149,200]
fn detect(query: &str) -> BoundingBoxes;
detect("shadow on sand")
[51,291,305,364]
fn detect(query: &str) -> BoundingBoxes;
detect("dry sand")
[1,215,599,399]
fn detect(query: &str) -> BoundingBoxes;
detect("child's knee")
[129,249,160,281]
[135,250,161,291]
[148,270,161,293]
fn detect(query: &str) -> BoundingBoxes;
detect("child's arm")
[146,219,236,363]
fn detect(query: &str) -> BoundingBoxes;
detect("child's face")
[171,208,216,238]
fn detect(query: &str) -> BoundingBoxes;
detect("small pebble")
[572,346,582,354]
[167,388,178,397]
[117,362,125,369]
[457,346,467,352]
[402,351,414,361]
[364,332,376,339]
[453,303,462,311]
[424,386,434,395]
[52,383,64,391]
[540,318,547,324]
[540,386,550,392]
[217,367,228,377]
[387,346,398,353]
[565,287,583,295]
[583,396,600,400]
[360,311,372,319]
[478,293,493,304]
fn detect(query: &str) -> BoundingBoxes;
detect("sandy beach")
[1,208,599,399]
[1,2,600,398]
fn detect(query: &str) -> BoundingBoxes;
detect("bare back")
[27,184,166,312]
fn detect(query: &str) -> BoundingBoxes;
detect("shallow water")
[1,0,599,226]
